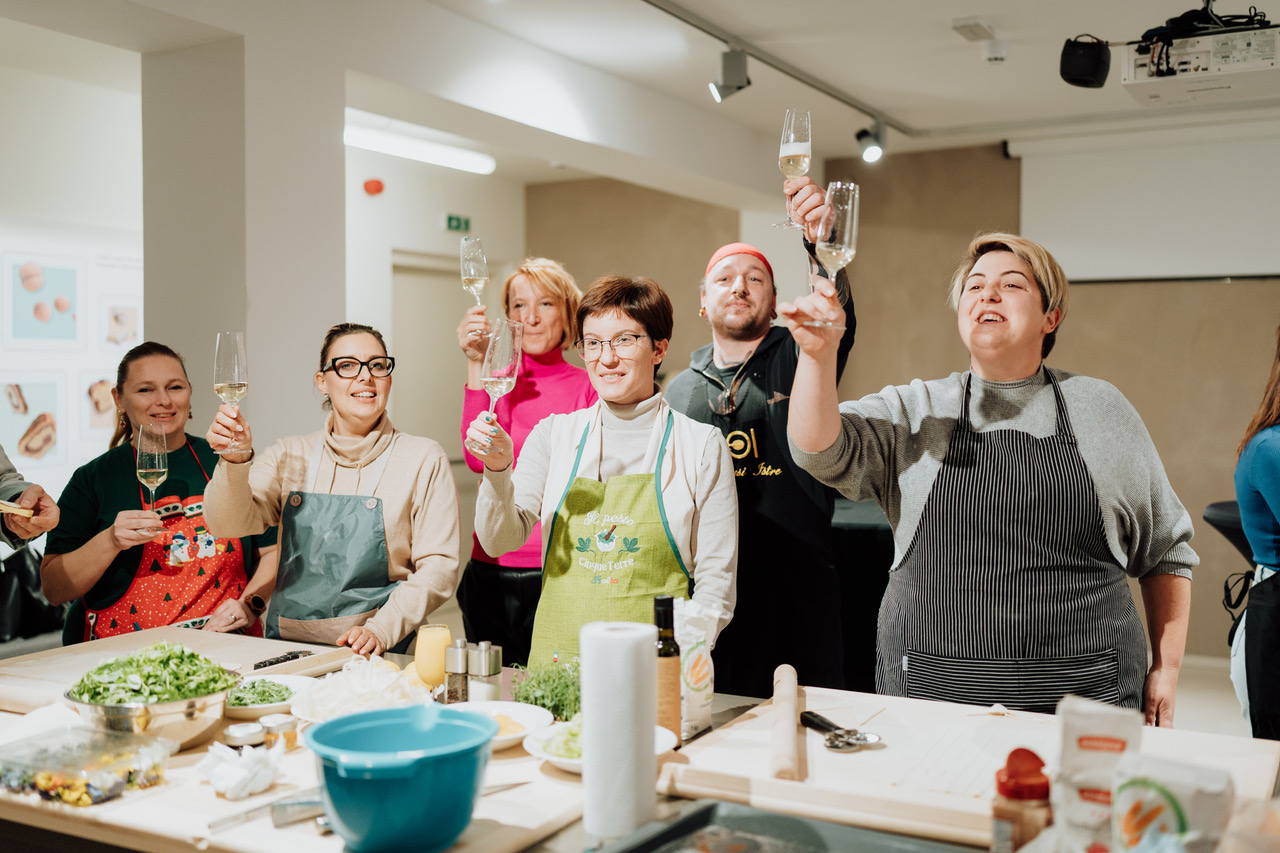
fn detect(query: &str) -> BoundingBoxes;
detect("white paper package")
[673,596,715,742]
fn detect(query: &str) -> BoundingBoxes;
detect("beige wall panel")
[525,178,738,385]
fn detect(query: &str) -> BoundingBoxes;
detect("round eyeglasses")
[575,334,649,361]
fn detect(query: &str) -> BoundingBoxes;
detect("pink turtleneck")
[462,346,596,566]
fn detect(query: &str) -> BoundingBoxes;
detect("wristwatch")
[245,594,267,616]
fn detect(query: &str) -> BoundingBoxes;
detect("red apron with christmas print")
[84,444,258,640]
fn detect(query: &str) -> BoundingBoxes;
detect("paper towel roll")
[581,621,658,840]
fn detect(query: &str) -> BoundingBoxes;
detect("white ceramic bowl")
[522,722,677,774]
[224,674,316,720]
[446,701,553,751]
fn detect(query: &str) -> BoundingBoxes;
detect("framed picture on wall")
[99,295,141,350]
[79,370,116,441]
[1,251,87,350]
[0,371,65,469]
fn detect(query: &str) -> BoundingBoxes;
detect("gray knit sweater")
[789,366,1197,579]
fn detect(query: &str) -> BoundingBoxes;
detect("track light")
[856,121,884,163]
[709,48,750,103]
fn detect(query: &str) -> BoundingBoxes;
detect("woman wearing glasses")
[204,323,460,656]
[456,259,596,667]
[470,276,738,667]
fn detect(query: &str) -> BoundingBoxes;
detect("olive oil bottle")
[654,594,681,742]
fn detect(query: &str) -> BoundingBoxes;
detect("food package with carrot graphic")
[673,596,715,742]
[1052,695,1144,852]
[1111,753,1233,851]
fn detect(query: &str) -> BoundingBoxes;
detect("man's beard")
[711,307,771,342]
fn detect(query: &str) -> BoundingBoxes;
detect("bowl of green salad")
[64,642,241,750]
[225,674,314,720]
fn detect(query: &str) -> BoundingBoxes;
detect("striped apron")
[878,370,1146,713]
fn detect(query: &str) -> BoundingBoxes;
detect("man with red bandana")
[666,201,856,697]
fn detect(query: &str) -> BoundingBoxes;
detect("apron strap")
[543,424,593,558]
[651,412,689,581]
[960,367,1074,439]
[305,433,398,496]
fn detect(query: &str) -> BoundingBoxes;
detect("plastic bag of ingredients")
[1110,753,1233,853]
[673,597,715,742]
[1217,797,1280,853]
[1052,695,1143,853]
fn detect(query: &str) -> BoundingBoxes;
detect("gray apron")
[879,370,1146,713]
[267,435,402,648]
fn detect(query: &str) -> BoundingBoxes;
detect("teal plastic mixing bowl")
[304,703,498,853]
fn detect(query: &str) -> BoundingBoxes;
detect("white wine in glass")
[137,423,168,531]
[805,181,859,329]
[460,237,488,308]
[213,331,249,454]
[774,109,811,230]
[465,318,522,455]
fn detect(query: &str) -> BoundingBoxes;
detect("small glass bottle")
[991,747,1052,853]
[223,722,265,753]
[444,638,470,704]
[654,594,682,742]
[259,713,298,750]
[468,640,502,702]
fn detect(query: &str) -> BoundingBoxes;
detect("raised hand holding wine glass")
[802,181,859,330]
[213,331,249,454]
[773,109,811,229]
[136,422,168,534]
[464,318,522,458]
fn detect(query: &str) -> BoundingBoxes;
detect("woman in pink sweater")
[457,258,596,666]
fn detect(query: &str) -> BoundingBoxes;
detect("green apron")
[267,435,404,650]
[528,411,690,666]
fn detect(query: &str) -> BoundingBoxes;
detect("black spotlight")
[1061,36,1111,88]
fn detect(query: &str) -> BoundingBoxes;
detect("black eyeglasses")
[322,356,396,378]
[710,361,752,416]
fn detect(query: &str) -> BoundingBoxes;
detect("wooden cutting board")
[0,625,354,713]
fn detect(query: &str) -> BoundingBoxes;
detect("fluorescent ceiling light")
[952,16,996,42]
[343,111,496,175]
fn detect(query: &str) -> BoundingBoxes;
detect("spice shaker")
[259,713,298,751]
[467,640,502,701]
[223,722,266,753]
[991,747,1052,853]
[445,638,470,704]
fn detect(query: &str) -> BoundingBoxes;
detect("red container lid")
[995,747,1049,799]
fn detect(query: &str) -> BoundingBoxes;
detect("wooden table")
[2,629,1277,853]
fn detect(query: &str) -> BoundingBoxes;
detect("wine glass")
[464,318,522,455]
[460,237,488,308]
[213,331,249,454]
[136,423,168,530]
[804,181,859,329]
[773,109,811,229]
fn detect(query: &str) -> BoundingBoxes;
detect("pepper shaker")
[445,638,470,704]
[467,640,502,702]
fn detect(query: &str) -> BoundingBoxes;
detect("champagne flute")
[465,318,522,455]
[460,237,488,308]
[805,181,859,329]
[136,423,168,532]
[213,331,249,454]
[773,109,811,229]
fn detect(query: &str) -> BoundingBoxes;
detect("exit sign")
[446,215,471,233]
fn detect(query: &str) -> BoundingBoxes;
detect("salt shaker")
[445,638,469,704]
[467,640,502,701]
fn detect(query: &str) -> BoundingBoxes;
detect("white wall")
[0,64,143,517]
[1012,122,1280,281]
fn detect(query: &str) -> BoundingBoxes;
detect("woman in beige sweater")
[203,323,460,656]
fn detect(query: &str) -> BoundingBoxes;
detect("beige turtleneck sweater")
[204,414,460,648]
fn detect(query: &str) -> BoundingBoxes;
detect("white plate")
[448,701,554,751]
[522,722,678,774]
[224,674,316,720]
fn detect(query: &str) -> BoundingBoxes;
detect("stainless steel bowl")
[65,676,240,750]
